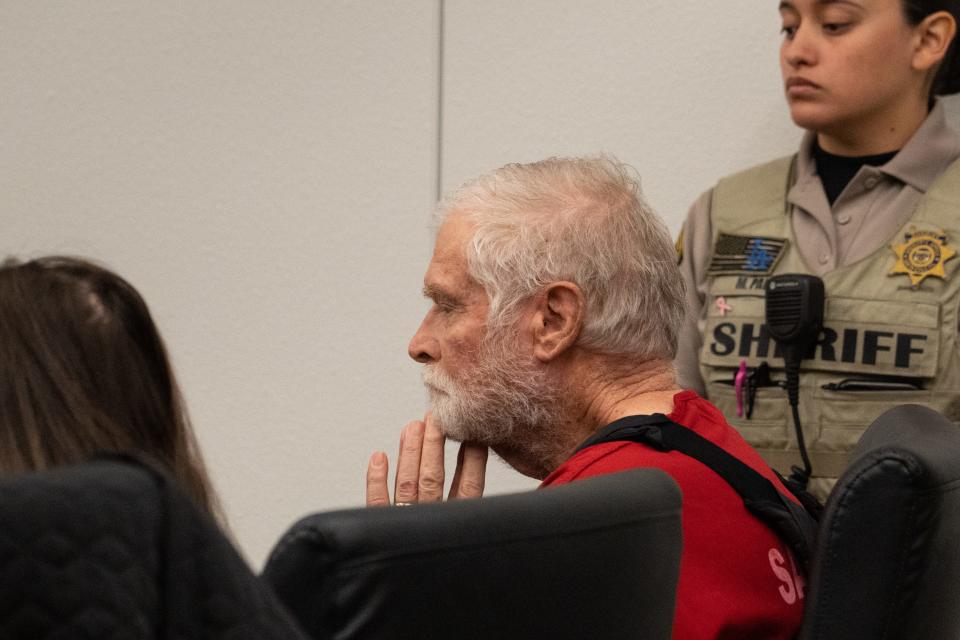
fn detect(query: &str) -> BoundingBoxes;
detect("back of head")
[902,0,960,95]
[438,155,685,362]
[0,256,218,515]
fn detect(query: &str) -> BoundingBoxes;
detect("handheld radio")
[764,274,825,489]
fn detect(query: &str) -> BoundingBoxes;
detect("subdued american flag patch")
[707,233,787,275]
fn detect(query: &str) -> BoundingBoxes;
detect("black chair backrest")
[799,404,960,639]
[0,458,309,640]
[263,468,682,640]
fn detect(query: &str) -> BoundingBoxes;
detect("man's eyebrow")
[422,284,458,303]
[779,1,796,11]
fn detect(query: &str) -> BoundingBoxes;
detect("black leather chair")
[0,457,309,640]
[799,404,960,639]
[263,468,682,640]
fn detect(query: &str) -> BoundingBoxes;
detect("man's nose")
[408,320,438,364]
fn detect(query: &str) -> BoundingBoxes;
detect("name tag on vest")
[700,296,940,377]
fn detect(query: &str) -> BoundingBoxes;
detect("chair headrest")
[264,468,683,640]
[800,404,960,640]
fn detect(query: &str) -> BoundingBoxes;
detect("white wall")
[442,0,798,224]
[3,1,959,566]
[0,2,441,565]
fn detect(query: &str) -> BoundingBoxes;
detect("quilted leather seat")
[799,404,960,639]
[0,457,308,640]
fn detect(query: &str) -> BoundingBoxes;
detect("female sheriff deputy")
[676,0,960,498]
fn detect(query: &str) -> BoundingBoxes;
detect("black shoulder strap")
[577,415,818,573]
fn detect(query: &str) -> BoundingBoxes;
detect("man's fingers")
[417,414,446,502]
[448,444,465,496]
[366,452,391,506]
[394,420,425,504]
[449,443,488,499]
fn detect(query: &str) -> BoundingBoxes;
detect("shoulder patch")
[707,233,787,276]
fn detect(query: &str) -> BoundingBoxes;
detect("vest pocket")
[814,385,932,452]
[707,380,789,449]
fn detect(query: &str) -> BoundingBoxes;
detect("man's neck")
[493,355,681,480]
[573,357,680,428]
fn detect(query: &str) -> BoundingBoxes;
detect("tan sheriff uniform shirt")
[678,102,960,394]
[675,102,960,497]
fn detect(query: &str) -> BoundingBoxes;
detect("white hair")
[435,155,685,361]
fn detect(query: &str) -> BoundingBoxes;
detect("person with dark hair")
[0,256,222,518]
[676,0,960,499]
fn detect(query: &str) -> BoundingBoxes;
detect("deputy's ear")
[913,10,956,73]
[529,281,585,362]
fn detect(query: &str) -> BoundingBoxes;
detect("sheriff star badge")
[889,226,957,287]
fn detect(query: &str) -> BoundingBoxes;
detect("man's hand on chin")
[366,413,488,506]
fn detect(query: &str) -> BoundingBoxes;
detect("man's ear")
[529,281,585,362]
[913,11,956,73]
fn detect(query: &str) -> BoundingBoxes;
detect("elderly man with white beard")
[365,156,806,639]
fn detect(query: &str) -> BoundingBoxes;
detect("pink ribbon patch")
[715,296,732,316]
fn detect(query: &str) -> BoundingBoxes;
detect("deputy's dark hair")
[902,0,960,95]
[0,256,222,519]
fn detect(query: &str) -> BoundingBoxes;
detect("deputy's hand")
[366,414,487,506]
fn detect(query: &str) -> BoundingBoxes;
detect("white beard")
[422,330,563,448]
